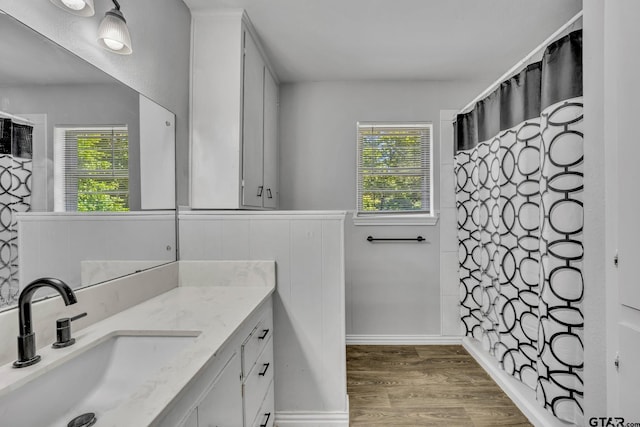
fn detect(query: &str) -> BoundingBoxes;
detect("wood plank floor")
[347,345,533,426]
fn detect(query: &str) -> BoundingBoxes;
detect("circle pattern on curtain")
[455,98,584,424]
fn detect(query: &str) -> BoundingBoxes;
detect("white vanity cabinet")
[192,352,243,426]
[191,10,279,210]
[158,298,274,427]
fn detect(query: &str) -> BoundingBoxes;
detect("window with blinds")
[356,122,432,215]
[54,126,129,212]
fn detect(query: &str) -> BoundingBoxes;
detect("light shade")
[49,0,95,17]
[97,8,132,55]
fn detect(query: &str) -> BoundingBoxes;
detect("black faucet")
[13,278,78,368]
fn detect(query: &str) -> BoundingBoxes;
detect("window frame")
[354,121,438,226]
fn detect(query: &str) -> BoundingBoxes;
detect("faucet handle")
[52,312,87,349]
[69,312,88,322]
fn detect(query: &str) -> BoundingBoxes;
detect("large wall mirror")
[0,10,177,311]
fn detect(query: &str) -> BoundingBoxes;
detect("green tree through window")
[357,123,431,214]
[54,126,129,212]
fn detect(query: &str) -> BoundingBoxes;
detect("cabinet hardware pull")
[257,186,263,197]
[258,329,269,340]
[266,188,272,198]
[260,412,271,427]
[258,363,270,376]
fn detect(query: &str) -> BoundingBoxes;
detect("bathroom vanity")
[155,291,274,427]
[0,261,275,427]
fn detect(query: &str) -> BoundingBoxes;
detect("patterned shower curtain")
[0,117,33,309]
[454,30,583,424]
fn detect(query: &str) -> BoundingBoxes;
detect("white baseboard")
[274,411,349,427]
[275,395,349,427]
[462,337,573,427]
[346,334,463,345]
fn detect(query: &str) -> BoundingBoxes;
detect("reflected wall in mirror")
[0,10,177,310]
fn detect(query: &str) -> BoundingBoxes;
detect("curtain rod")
[0,110,34,125]
[458,10,583,115]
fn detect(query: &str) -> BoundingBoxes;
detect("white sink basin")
[0,332,198,427]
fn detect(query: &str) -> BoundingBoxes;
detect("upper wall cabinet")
[191,11,279,209]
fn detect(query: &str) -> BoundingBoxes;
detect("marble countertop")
[0,284,274,426]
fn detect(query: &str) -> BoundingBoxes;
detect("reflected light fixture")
[97,0,132,55]
[49,0,95,17]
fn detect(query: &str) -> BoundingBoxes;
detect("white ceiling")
[184,0,583,83]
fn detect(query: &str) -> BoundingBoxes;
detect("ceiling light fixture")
[49,0,95,17]
[97,0,132,55]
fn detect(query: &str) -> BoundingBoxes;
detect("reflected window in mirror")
[54,126,129,212]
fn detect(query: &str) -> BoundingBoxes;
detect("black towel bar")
[366,236,426,242]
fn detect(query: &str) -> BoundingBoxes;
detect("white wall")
[573,0,640,420]
[0,0,191,206]
[279,80,487,339]
[279,81,487,210]
[179,211,348,425]
[597,0,640,421]
[583,0,607,420]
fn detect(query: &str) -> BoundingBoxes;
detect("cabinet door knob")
[258,329,269,340]
[257,186,263,197]
[266,188,272,199]
[258,363,270,376]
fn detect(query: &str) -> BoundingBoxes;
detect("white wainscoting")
[17,212,176,291]
[179,211,349,426]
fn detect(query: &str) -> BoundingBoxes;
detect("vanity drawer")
[243,336,273,425]
[251,380,274,427]
[241,302,273,374]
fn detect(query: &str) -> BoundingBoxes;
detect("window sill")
[352,212,439,226]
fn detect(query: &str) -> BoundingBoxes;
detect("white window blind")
[357,122,432,215]
[54,126,129,212]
